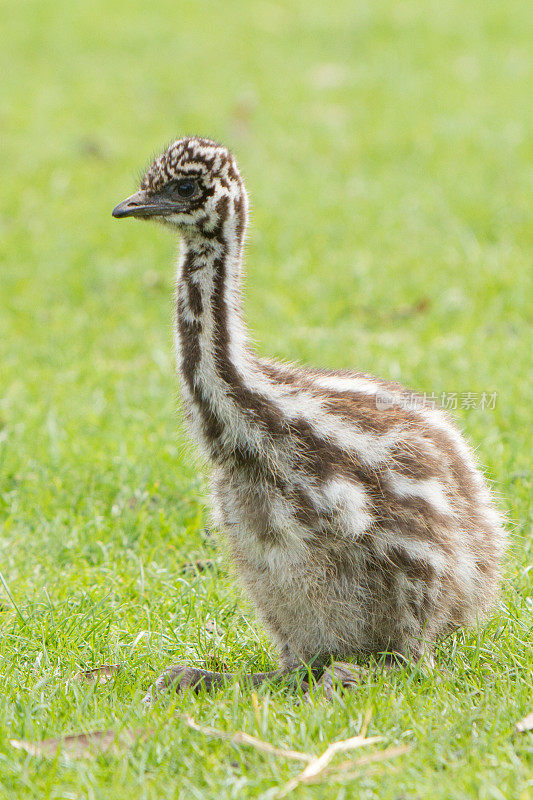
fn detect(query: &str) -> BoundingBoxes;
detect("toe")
[306,662,362,701]
[330,662,362,687]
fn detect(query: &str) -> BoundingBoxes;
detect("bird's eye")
[170,178,198,200]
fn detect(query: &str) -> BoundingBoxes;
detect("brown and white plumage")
[113,136,506,695]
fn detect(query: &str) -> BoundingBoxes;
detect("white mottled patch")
[312,373,387,397]
[385,470,454,518]
[321,478,373,539]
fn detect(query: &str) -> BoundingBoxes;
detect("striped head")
[112,136,247,239]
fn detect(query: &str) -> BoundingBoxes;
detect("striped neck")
[174,193,260,459]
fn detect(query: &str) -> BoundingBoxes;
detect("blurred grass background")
[1,0,532,798]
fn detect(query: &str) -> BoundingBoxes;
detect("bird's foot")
[305,661,363,701]
[142,664,283,703]
[304,650,436,701]
[142,665,230,703]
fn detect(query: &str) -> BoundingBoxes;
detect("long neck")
[174,194,263,461]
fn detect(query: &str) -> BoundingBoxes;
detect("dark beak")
[112,190,173,219]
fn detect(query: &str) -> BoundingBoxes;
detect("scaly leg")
[143,643,316,703]
[142,665,287,703]
[143,648,435,703]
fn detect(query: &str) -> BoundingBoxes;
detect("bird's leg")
[142,645,315,703]
[143,665,232,702]
[142,665,298,703]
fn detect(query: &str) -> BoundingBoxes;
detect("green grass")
[1,0,532,797]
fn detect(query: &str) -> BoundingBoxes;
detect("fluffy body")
[124,137,506,671]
